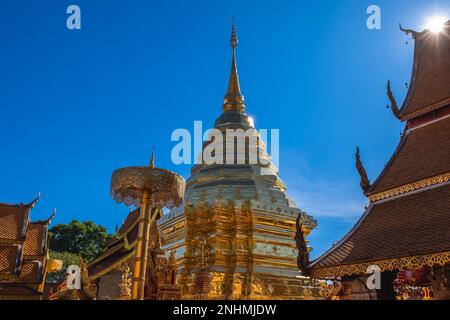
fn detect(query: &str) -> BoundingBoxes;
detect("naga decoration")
[110,149,185,300]
[356,146,371,194]
[387,80,401,119]
[295,214,310,276]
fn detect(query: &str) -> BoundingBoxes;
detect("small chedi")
[307,22,450,300]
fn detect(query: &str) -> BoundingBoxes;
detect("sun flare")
[425,15,447,33]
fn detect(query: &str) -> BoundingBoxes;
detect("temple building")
[158,22,317,300]
[86,22,318,300]
[87,206,180,300]
[307,22,450,300]
[0,195,61,300]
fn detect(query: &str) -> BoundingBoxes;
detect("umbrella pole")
[132,191,151,300]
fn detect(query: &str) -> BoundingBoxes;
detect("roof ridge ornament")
[24,192,41,208]
[46,208,56,225]
[387,80,401,119]
[399,23,418,38]
[356,147,371,194]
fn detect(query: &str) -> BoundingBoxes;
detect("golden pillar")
[132,190,150,300]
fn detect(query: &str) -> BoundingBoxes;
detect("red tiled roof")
[23,223,46,257]
[400,21,450,120]
[369,116,450,194]
[310,183,450,270]
[1,260,43,284]
[0,244,21,275]
[0,200,50,297]
[0,204,29,241]
[0,284,42,297]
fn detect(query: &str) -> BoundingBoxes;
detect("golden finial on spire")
[149,147,155,169]
[223,18,245,113]
[230,17,238,49]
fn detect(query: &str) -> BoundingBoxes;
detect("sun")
[425,15,447,33]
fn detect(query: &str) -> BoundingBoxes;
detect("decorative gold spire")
[223,18,245,113]
[149,147,155,169]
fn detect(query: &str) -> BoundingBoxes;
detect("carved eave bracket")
[356,147,371,194]
[387,80,401,119]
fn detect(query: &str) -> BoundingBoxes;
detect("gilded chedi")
[159,22,318,300]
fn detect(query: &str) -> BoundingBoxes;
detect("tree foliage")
[48,220,114,262]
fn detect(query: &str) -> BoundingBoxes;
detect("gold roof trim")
[310,251,450,279]
[369,171,450,202]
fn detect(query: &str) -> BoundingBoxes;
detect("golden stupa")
[158,21,318,300]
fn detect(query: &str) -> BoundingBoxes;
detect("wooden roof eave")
[88,235,137,270]
[89,250,136,281]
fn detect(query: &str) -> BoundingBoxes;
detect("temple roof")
[309,182,450,277]
[0,198,52,297]
[0,204,31,241]
[314,24,450,278]
[397,21,450,120]
[23,223,47,257]
[0,244,21,275]
[368,115,450,196]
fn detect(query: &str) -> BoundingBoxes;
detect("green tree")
[48,220,114,262]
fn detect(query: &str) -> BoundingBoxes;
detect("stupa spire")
[149,147,155,169]
[223,18,245,113]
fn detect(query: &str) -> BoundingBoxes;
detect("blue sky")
[0,0,448,258]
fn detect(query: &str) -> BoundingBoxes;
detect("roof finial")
[46,208,56,225]
[223,18,245,113]
[24,192,41,208]
[399,23,418,38]
[149,146,155,169]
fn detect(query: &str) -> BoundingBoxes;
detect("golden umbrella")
[110,150,185,300]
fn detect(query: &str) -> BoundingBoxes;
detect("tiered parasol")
[110,150,185,300]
